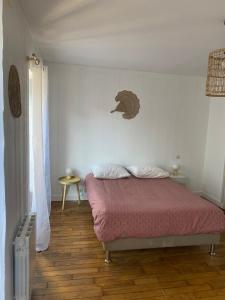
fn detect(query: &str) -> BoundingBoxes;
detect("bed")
[85,174,225,263]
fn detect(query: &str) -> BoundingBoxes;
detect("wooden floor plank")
[32,201,225,300]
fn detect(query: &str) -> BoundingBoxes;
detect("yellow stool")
[58,176,81,211]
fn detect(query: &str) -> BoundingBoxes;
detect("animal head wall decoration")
[110,90,140,119]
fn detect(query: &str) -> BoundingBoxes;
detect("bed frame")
[102,233,220,263]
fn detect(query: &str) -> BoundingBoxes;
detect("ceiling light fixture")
[206,21,225,97]
[206,48,225,97]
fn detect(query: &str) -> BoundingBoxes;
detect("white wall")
[0,1,5,300]
[3,2,38,298]
[203,99,225,207]
[48,63,209,200]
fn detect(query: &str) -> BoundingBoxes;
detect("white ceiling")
[19,0,225,75]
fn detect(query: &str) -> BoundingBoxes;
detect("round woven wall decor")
[110,90,140,119]
[8,65,22,118]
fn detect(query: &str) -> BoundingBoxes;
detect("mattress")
[85,174,225,242]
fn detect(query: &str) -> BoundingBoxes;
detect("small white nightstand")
[170,174,187,186]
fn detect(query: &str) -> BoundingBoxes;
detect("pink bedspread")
[85,174,225,242]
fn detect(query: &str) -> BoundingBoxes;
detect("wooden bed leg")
[209,243,216,256]
[104,250,111,264]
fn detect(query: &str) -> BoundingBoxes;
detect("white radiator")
[14,215,36,300]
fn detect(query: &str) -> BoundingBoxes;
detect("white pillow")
[127,166,169,178]
[91,164,131,179]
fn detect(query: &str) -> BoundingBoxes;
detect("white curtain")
[29,64,51,251]
[42,67,51,214]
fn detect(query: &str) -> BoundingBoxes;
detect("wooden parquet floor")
[32,201,225,300]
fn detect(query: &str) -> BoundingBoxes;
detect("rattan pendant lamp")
[206,48,225,96]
